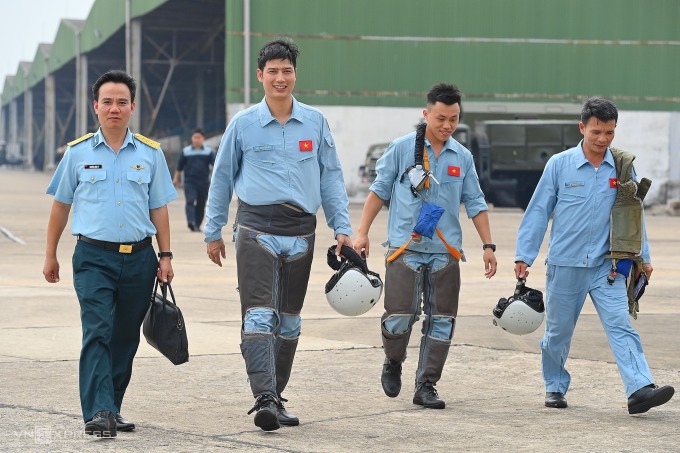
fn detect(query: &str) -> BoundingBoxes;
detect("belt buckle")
[119,244,133,254]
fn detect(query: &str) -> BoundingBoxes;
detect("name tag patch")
[564,181,585,188]
[84,164,102,169]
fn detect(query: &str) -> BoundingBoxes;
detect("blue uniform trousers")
[184,182,209,228]
[542,261,653,398]
[72,240,157,421]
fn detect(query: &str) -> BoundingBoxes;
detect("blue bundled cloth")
[413,201,445,239]
[615,258,634,278]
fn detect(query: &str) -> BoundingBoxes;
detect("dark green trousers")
[72,240,157,422]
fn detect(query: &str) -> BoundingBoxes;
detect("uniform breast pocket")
[77,171,107,202]
[126,170,151,201]
[297,148,318,165]
[244,144,276,166]
[441,178,464,200]
[559,183,587,202]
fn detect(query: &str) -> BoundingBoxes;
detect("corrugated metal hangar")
[1,0,678,202]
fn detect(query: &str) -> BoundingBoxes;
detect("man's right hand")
[207,239,226,267]
[514,261,529,280]
[353,233,370,257]
[43,257,60,283]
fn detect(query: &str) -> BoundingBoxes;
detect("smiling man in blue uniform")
[43,70,178,437]
[353,83,497,410]
[204,39,353,431]
[514,97,674,413]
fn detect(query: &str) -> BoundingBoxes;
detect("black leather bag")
[143,279,189,365]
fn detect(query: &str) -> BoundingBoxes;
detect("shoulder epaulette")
[67,133,94,147]
[134,133,161,149]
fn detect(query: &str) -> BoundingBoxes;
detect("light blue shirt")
[204,97,352,242]
[369,131,488,257]
[46,128,178,242]
[181,145,213,157]
[515,142,651,267]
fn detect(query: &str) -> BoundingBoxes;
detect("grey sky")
[0,0,94,86]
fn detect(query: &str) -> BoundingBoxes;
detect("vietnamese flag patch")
[299,140,313,151]
[609,178,618,188]
[448,166,460,177]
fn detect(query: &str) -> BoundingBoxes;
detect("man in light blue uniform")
[43,70,177,436]
[173,128,215,232]
[204,39,352,431]
[354,83,497,409]
[515,97,674,413]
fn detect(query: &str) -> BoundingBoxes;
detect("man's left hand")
[483,249,497,279]
[157,258,174,284]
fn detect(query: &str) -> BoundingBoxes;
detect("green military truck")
[471,120,582,209]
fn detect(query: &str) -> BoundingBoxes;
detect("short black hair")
[257,38,299,70]
[427,83,462,107]
[192,128,204,136]
[92,70,136,102]
[581,97,618,124]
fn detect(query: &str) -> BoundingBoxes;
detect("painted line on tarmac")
[0,225,26,245]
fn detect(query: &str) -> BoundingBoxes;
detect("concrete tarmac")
[0,167,679,452]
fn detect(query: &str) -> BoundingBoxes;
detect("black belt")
[78,235,152,254]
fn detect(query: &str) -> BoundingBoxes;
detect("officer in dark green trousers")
[43,70,178,437]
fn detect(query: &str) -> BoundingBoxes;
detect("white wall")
[612,111,673,205]
[322,105,424,201]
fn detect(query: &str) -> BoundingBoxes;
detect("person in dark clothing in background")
[173,128,215,232]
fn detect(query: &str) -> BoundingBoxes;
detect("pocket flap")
[79,171,107,184]
[127,171,151,184]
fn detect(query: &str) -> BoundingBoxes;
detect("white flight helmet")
[325,245,383,316]
[492,279,545,335]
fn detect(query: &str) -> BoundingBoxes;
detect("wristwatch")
[158,251,174,259]
[482,244,496,252]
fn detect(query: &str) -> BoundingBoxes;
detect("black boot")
[545,392,568,408]
[247,394,281,431]
[413,381,446,409]
[276,396,300,426]
[275,337,300,426]
[115,413,135,432]
[84,410,117,437]
[381,357,402,397]
[628,384,674,414]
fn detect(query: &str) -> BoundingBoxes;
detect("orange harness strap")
[436,228,462,261]
[423,148,430,189]
[387,229,461,263]
[386,235,416,262]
